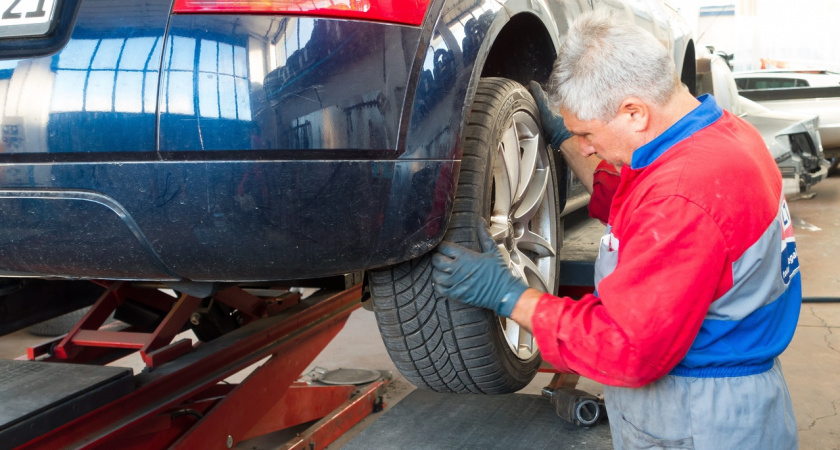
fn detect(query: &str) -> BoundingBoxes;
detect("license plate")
[0,0,59,39]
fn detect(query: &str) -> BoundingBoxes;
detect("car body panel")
[0,159,456,280]
[0,0,695,282]
[159,16,420,154]
[0,189,177,280]
[739,106,817,161]
[0,1,171,156]
[739,95,840,153]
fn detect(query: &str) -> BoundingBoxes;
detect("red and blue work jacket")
[532,95,802,387]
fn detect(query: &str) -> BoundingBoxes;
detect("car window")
[751,78,803,89]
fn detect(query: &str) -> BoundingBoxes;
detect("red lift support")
[5,218,604,448]
[11,278,385,449]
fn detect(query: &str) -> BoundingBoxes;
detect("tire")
[369,78,561,394]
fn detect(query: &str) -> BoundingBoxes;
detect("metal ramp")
[0,359,133,450]
[559,210,604,288]
[344,389,613,449]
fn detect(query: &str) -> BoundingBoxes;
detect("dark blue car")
[0,0,695,393]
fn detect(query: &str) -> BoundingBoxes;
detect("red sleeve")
[532,196,729,387]
[587,160,621,223]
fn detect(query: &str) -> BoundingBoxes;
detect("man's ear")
[617,97,650,132]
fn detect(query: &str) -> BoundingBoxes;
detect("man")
[431,10,800,449]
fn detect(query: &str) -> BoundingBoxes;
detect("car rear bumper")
[0,159,457,281]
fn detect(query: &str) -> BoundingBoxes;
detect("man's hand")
[431,218,529,318]
[529,81,573,149]
[530,81,601,194]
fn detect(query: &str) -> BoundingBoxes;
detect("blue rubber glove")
[431,218,529,318]
[528,81,573,149]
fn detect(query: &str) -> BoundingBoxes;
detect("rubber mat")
[345,389,613,449]
[0,359,133,449]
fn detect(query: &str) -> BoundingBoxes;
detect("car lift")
[3,276,386,449]
[3,217,604,449]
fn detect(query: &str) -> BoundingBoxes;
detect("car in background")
[733,69,840,171]
[733,69,840,90]
[0,0,696,394]
[697,53,830,196]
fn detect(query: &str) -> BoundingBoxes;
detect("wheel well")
[482,21,696,95]
[681,40,697,96]
[480,14,556,85]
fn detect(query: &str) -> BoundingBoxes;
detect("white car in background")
[733,69,840,170]
[697,54,830,195]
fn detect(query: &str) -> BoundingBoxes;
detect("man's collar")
[629,94,723,170]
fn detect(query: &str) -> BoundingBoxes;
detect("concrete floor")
[0,177,838,448]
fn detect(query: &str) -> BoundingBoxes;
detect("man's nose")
[577,136,595,156]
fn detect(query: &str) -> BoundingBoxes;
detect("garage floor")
[0,177,838,448]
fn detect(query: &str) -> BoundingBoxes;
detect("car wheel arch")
[398,1,568,163]
[679,39,698,96]
[393,2,569,256]
[454,4,564,155]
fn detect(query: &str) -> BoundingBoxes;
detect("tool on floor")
[542,386,606,427]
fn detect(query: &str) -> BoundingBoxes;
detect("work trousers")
[604,359,798,449]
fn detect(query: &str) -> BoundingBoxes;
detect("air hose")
[802,297,840,303]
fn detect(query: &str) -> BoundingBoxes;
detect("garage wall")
[680,0,840,72]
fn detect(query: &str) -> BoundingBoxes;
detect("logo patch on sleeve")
[780,200,799,284]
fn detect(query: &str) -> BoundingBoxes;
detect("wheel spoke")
[494,141,512,215]
[516,134,539,204]
[513,167,548,223]
[512,248,550,292]
[500,123,521,203]
[517,325,535,355]
[505,319,535,355]
[517,229,556,258]
[498,244,513,269]
[504,319,520,352]
[488,218,509,242]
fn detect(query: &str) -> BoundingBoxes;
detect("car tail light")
[172,0,432,26]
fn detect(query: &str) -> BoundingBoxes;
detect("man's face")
[560,107,636,167]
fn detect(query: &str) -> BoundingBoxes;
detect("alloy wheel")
[489,110,558,360]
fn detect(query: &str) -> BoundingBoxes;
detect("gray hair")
[548,9,681,122]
